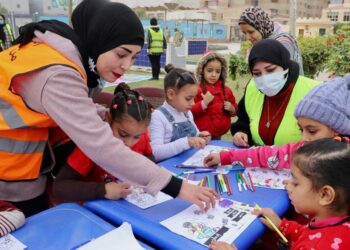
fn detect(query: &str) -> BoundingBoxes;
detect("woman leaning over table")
[0,0,217,217]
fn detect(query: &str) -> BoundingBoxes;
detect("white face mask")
[254,69,289,97]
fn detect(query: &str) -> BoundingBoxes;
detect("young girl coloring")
[204,75,350,169]
[192,52,238,139]
[150,64,211,162]
[52,83,154,201]
[210,138,350,250]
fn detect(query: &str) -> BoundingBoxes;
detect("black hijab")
[14,0,145,88]
[248,39,299,85]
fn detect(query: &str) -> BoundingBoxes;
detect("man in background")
[147,17,167,80]
[0,14,14,52]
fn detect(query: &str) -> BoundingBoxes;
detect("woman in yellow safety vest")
[0,14,14,51]
[231,39,319,147]
[0,0,217,217]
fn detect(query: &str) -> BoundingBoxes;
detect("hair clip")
[126,99,132,105]
[112,104,118,109]
[334,136,350,143]
[138,96,144,101]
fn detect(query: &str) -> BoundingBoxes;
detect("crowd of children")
[2,46,350,249]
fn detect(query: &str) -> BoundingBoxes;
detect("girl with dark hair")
[192,51,238,139]
[0,0,217,216]
[210,138,350,250]
[150,64,211,162]
[53,83,154,201]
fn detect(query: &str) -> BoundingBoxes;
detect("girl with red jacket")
[192,52,238,139]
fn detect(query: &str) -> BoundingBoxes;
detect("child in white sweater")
[150,64,211,162]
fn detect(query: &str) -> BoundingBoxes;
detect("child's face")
[110,116,148,148]
[203,60,222,85]
[285,164,321,217]
[298,117,338,143]
[96,44,141,83]
[167,84,198,112]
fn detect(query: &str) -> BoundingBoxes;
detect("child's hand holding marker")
[253,204,288,244]
[199,131,211,144]
[203,153,221,167]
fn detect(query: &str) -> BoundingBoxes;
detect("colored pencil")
[255,204,288,244]
[225,175,233,195]
[243,172,253,191]
[247,172,255,191]
[218,174,227,193]
[183,169,214,174]
[214,175,220,193]
[235,173,242,192]
[176,170,186,177]
[239,172,250,191]
[206,175,211,189]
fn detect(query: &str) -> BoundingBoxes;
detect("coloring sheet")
[78,222,145,250]
[245,168,291,189]
[180,145,230,168]
[161,199,257,247]
[125,186,172,209]
[0,234,26,250]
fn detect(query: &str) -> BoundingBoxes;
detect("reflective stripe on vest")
[0,42,87,181]
[245,76,320,146]
[5,24,13,42]
[148,28,164,54]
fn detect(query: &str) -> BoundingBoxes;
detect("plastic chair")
[132,86,165,109]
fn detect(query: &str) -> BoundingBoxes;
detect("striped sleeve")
[0,201,25,237]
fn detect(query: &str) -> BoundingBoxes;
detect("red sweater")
[279,216,350,249]
[67,132,153,182]
[191,80,238,138]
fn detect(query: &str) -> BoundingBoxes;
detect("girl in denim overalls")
[150,64,211,162]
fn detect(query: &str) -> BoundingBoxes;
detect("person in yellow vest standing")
[0,0,217,217]
[147,17,167,80]
[0,14,14,52]
[231,39,319,147]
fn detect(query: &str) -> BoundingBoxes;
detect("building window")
[319,28,326,36]
[327,12,339,22]
[251,0,258,6]
[271,9,278,17]
[344,12,350,21]
[17,4,20,8]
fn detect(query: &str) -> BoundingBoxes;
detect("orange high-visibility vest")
[0,42,87,181]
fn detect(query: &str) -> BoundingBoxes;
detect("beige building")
[295,0,350,38]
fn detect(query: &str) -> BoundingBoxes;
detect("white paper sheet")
[245,167,291,189]
[0,234,27,250]
[78,222,144,250]
[161,199,257,247]
[125,186,172,209]
[180,145,230,168]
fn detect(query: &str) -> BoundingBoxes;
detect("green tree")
[298,36,330,78]
[326,25,350,76]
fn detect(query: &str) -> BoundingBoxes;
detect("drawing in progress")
[245,168,291,189]
[125,186,172,209]
[179,145,230,168]
[161,199,257,246]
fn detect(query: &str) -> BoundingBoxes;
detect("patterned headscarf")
[239,6,274,38]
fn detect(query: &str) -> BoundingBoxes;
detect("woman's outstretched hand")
[177,181,220,213]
